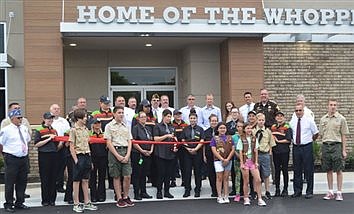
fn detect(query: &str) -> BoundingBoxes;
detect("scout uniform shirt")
[69,123,91,154]
[319,112,349,143]
[253,126,276,153]
[104,120,132,147]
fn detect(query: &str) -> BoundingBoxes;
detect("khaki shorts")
[321,142,344,172]
[108,147,132,177]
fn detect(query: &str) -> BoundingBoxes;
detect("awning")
[0,53,15,68]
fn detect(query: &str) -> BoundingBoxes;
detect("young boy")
[69,109,98,213]
[253,113,276,200]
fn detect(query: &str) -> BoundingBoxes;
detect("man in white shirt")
[150,94,160,122]
[290,104,319,199]
[1,102,31,136]
[200,94,222,130]
[0,109,31,212]
[114,96,135,129]
[239,92,255,123]
[127,97,137,112]
[291,94,314,121]
[50,104,71,193]
[157,95,175,123]
[180,94,203,126]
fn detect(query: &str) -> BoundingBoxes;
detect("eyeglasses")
[295,109,303,112]
[152,99,159,102]
[16,117,23,119]
[188,98,195,100]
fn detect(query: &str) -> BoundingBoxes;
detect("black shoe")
[24,193,31,198]
[194,192,200,198]
[49,202,55,206]
[274,189,281,197]
[140,193,153,199]
[164,192,174,198]
[134,193,142,200]
[4,206,15,213]
[67,200,74,204]
[170,181,177,188]
[281,189,288,197]
[57,187,65,193]
[98,198,106,202]
[305,193,313,199]
[183,190,190,198]
[91,198,98,203]
[250,192,257,200]
[42,202,50,206]
[15,204,30,209]
[229,190,236,196]
[291,193,302,198]
[157,191,163,199]
[211,193,218,197]
[265,191,272,200]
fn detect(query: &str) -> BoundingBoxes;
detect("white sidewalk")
[1,171,354,208]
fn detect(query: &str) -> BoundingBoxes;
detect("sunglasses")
[295,109,303,112]
[16,117,23,119]
[188,98,195,100]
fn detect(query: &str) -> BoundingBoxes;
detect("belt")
[3,152,28,159]
[293,142,312,147]
[323,142,341,145]
[259,151,270,154]
[77,153,90,156]
[114,146,128,149]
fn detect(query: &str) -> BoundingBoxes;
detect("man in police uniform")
[0,109,31,212]
[253,89,280,128]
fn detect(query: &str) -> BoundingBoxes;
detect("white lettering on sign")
[76,6,354,26]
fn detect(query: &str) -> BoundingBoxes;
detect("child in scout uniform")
[69,109,98,213]
[231,120,244,202]
[253,113,276,200]
[210,122,235,204]
[237,123,266,207]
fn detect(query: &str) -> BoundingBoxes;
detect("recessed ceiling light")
[145,43,152,47]
[69,43,77,47]
[140,33,150,37]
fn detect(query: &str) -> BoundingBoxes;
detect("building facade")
[1,1,354,180]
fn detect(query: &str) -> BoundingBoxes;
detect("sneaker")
[73,204,84,213]
[258,199,267,206]
[335,192,343,201]
[124,197,135,207]
[223,197,230,203]
[116,199,128,208]
[265,191,272,200]
[84,202,98,211]
[234,194,241,202]
[323,192,335,200]
[217,197,224,204]
[244,197,251,206]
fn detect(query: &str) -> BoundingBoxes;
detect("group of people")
[0,89,349,212]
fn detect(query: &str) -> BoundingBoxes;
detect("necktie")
[191,127,195,140]
[256,129,263,143]
[18,126,28,156]
[247,104,250,113]
[154,110,158,120]
[165,123,170,134]
[296,118,301,145]
[144,127,151,140]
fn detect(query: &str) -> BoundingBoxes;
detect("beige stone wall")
[264,43,354,148]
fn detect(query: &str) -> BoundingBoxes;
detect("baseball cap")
[173,109,182,115]
[248,110,257,116]
[43,112,55,119]
[90,118,101,124]
[8,109,22,118]
[140,99,151,107]
[99,95,111,104]
[275,111,285,116]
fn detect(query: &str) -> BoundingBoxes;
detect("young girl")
[211,122,235,204]
[231,121,244,202]
[237,123,266,206]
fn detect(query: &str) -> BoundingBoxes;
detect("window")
[110,67,176,86]
[0,69,5,122]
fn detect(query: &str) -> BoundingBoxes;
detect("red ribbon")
[53,136,210,145]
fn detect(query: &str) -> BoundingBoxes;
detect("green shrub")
[0,156,4,172]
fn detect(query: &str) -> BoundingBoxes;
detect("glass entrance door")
[109,67,178,108]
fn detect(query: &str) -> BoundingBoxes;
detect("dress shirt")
[52,116,71,136]
[0,123,31,157]
[239,103,255,122]
[291,106,315,122]
[290,115,319,145]
[201,105,222,130]
[180,105,203,126]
